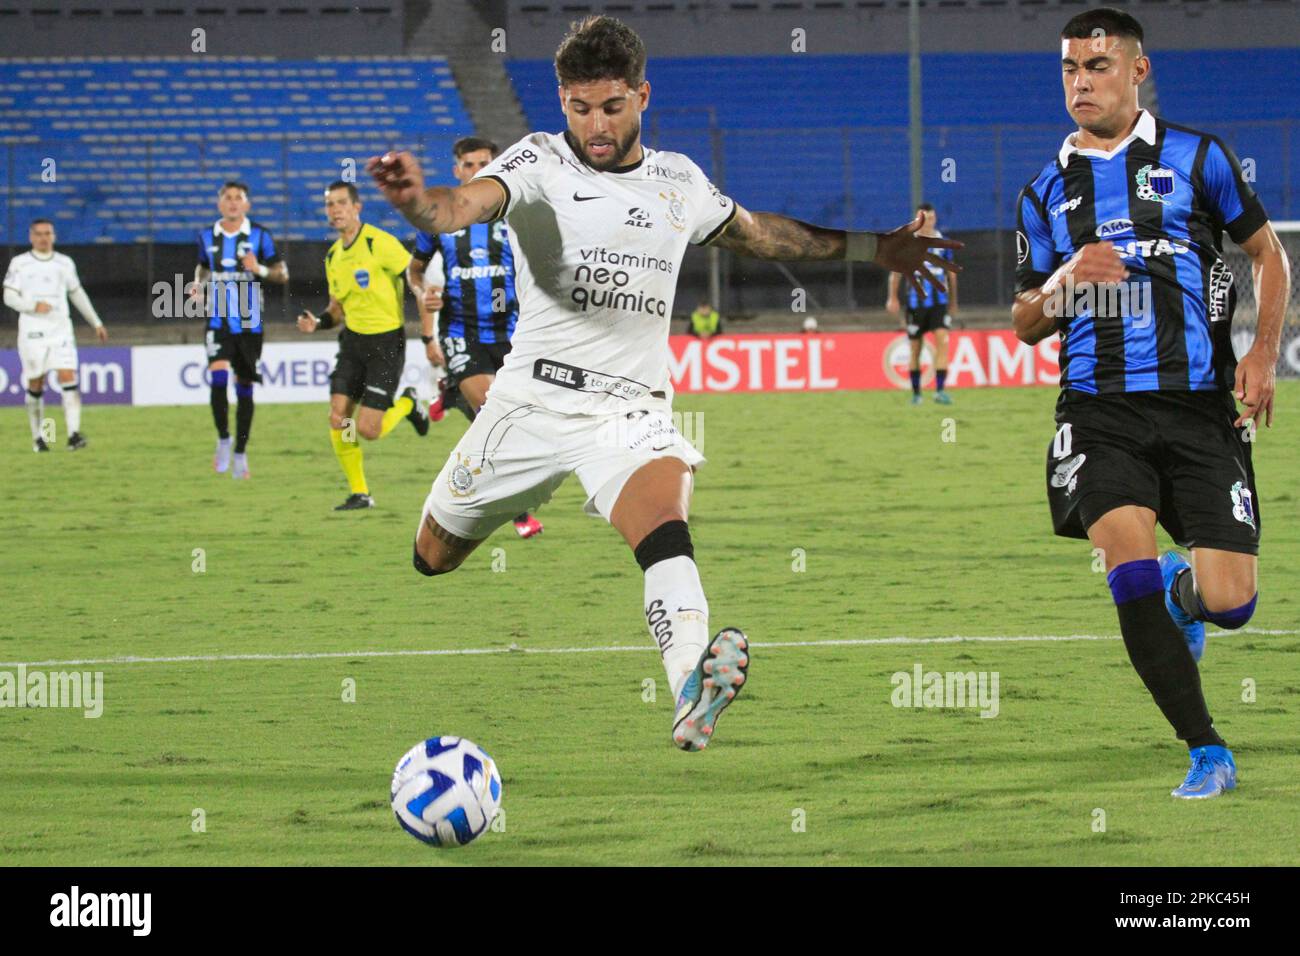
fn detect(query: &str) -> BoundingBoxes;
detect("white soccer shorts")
[19,330,78,381]
[421,392,705,541]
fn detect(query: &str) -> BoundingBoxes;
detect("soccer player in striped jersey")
[297,181,429,511]
[886,201,958,405]
[1012,8,1290,798]
[406,136,542,538]
[371,16,959,752]
[193,182,288,478]
[3,219,108,451]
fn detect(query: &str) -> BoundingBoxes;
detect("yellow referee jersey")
[325,223,412,335]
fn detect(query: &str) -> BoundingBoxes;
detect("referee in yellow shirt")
[297,181,429,511]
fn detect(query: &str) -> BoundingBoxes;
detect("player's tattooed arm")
[711,206,846,260]
[368,152,505,233]
[713,205,962,295]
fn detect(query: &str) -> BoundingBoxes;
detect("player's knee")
[27,386,43,399]
[412,541,462,577]
[633,519,694,572]
[1201,590,1258,631]
[357,419,382,441]
[210,369,229,389]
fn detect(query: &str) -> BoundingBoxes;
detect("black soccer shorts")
[440,335,511,388]
[205,327,264,383]
[905,304,952,340]
[329,327,406,410]
[1045,388,1260,555]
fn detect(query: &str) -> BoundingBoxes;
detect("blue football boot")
[1160,550,1205,662]
[1171,745,1236,799]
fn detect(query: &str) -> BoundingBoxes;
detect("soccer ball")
[391,736,502,847]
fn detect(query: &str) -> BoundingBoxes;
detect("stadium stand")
[0,58,474,244]
[506,48,1299,231]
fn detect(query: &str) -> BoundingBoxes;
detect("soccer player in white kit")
[370,16,960,751]
[3,219,108,452]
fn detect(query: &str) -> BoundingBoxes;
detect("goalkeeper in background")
[297,181,429,511]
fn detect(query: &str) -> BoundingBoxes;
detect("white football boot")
[672,627,749,752]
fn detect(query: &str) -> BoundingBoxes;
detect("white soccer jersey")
[3,251,82,336]
[472,131,736,414]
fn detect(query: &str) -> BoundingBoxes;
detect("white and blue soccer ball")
[391,736,502,847]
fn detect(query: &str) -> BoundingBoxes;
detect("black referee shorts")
[329,327,406,410]
[1046,388,1260,555]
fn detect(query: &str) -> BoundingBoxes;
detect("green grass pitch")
[2,383,1298,865]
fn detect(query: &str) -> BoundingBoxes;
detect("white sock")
[62,386,82,435]
[25,390,44,440]
[644,555,710,701]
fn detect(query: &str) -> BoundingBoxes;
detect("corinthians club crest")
[1136,164,1176,205]
[447,453,482,498]
[659,189,687,232]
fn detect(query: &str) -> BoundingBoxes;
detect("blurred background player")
[689,301,721,338]
[886,201,958,405]
[192,181,288,478]
[1013,8,1289,798]
[406,136,542,539]
[4,219,108,451]
[298,181,429,511]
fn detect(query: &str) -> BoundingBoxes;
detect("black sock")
[210,385,229,439]
[514,513,529,523]
[1116,592,1224,748]
[235,387,254,454]
[935,368,948,392]
[909,369,921,396]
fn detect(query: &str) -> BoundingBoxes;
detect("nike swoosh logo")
[573,192,604,202]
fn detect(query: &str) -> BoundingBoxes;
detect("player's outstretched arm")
[712,206,961,296]
[368,152,504,235]
[1233,222,1291,428]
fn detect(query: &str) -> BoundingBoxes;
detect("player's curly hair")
[554,15,646,89]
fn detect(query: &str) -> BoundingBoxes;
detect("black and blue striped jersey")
[907,239,954,310]
[196,218,279,334]
[414,221,518,344]
[1016,110,1267,394]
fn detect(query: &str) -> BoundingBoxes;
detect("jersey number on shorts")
[1052,422,1073,460]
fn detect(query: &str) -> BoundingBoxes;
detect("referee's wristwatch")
[420,335,434,345]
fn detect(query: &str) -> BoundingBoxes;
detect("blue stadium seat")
[1,57,474,243]
[507,50,1297,231]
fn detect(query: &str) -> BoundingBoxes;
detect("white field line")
[2,627,1295,670]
